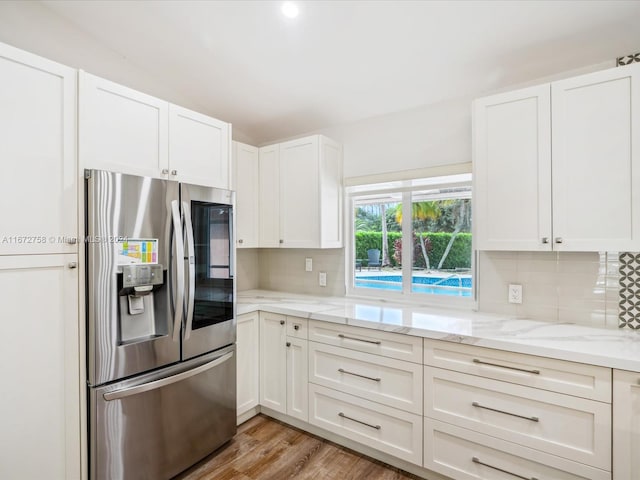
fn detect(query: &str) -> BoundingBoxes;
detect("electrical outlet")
[508,284,523,304]
[305,257,313,272]
[319,272,327,287]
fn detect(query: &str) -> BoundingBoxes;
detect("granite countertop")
[237,289,640,372]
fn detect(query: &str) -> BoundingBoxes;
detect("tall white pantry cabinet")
[0,43,81,480]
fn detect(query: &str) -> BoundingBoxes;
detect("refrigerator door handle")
[182,200,196,340]
[102,351,234,401]
[171,200,185,342]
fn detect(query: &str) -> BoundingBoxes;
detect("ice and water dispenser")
[118,263,166,343]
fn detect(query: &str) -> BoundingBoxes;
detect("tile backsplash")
[618,252,640,329]
[477,251,620,328]
[236,248,346,297]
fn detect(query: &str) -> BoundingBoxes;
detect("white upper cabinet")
[474,62,640,251]
[79,71,169,178]
[80,72,231,188]
[169,104,231,189]
[258,135,343,249]
[279,136,321,248]
[474,85,551,251]
[552,65,640,251]
[0,43,77,255]
[233,141,260,248]
[258,143,281,248]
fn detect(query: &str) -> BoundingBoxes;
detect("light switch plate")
[305,258,313,272]
[319,272,327,287]
[508,284,523,304]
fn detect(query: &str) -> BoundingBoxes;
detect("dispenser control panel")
[122,264,164,288]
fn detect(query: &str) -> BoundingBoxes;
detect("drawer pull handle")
[338,412,381,430]
[472,401,539,422]
[473,358,540,375]
[338,334,381,345]
[472,457,538,480]
[338,368,381,382]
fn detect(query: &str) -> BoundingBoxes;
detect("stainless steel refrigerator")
[85,169,236,480]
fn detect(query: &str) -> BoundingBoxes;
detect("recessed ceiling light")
[281,1,299,19]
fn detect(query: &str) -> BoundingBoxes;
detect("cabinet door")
[279,136,320,248]
[259,312,286,413]
[233,142,259,248]
[473,84,552,251]
[79,71,169,178]
[319,136,343,248]
[286,337,308,422]
[0,43,77,255]
[0,255,80,480]
[169,104,230,188]
[552,63,640,251]
[613,369,640,480]
[258,144,281,247]
[237,312,259,417]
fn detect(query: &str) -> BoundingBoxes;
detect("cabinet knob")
[294,324,300,331]
[541,237,549,244]
[280,320,285,325]
[171,169,178,176]
[286,342,291,347]
[68,262,77,269]
[238,239,244,244]
[162,168,169,175]
[555,237,563,244]
[279,239,284,244]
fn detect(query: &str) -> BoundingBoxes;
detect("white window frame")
[345,174,477,309]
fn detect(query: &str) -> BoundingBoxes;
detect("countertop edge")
[237,291,640,372]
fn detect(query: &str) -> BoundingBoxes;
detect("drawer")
[308,383,422,466]
[286,316,308,339]
[424,339,611,402]
[308,320,422,363]
[425,367,611,470]
[425,418,610,480]
[309,341,422,414]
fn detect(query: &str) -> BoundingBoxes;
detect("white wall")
[317,96,474,179]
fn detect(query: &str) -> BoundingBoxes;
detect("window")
[347,174,474,305]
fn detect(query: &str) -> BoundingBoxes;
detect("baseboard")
[236,405,261,426]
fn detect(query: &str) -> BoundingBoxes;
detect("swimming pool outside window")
[348,174,474,304]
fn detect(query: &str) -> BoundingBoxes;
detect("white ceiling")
[31,1,640,144]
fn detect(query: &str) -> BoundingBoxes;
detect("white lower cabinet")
[286,336,308,422]
[0,254,80,480]
[237,312,260,418]
[259,313,308,420]
[309,341,422,414]
[423,341,612,479]
[259,312,287,413]
[309,384,423,465]
[253,315,619,479]
[613,369,640,480]
[425,418,610,480]
[307,322,424,466]
[424,367,611,470]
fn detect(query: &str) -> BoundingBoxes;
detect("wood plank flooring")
[175,414,425,480]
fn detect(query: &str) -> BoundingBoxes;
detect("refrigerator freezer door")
[181,183,236,361]
[86,170,181,386]
[90,345,237,480]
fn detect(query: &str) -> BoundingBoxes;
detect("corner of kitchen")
[2,2,640,480]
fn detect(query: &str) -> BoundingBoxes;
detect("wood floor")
[175,414,424,480]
